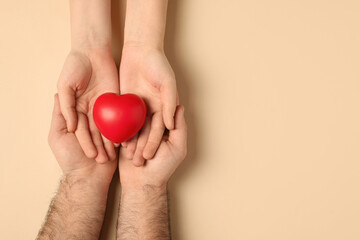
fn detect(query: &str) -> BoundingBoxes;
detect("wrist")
[70,43,112,58]
[66,47,113,70]
[71,38,112,55]
[70,0,112,53]
[123,0,167,51]
[123,40,164,52]
[121,184,167,202]
[121,43,165,63]
[64,169,111,195]
[121,183,167,196]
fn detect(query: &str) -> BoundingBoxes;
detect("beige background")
[1,0,360,239]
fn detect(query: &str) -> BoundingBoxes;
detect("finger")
[89,118,109,164]
[118,147,130,170]
[133,119,151,166]
[102,135,117,161]
[50,94,67,137]
[161,78,177,130]
[125,134,138,160]
[168,106,187,151]
[57,86,78,132]
[143,112,165,160]
[121,141,128,147]
[75,113,97,159]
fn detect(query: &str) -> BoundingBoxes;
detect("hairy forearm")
[124,0,168,49]
[117,185,170,240]
[37,174,110,240]
[70,0,112,51]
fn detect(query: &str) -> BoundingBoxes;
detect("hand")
[119,106,187,190]
[57,49,119,163]
[48,94,117,186]
[120,44,178,166]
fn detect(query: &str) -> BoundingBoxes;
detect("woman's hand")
[57,49,119,163]
[120,44,178,166]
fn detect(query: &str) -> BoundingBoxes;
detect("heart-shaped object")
[93,93,147,143]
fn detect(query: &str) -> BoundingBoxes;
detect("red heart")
[93,93,147,143]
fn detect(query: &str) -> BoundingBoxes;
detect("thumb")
[50,94,67,137]
[168,105,187,152]
[58,85,77,132]
[161,79,177,130]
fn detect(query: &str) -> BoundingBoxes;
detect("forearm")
[117,185,170,240]
[124,0,168,49]
[37,174,110,240]
[70,0,112,52]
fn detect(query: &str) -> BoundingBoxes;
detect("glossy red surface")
[93,93,147,143]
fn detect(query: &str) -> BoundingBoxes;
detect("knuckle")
[96,154,108,163]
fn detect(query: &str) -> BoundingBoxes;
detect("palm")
[75,53,119,116]
[119,139,181,188]
[49,95,117,184]
[58,51,119,163]
[119,106,187,189]
[55,131,117,184]
[120,47,173,115]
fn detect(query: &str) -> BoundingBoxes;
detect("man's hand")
[119,105,186,189]
[48,94,117,188]
[37,95,117,240]
[117,106,187,240]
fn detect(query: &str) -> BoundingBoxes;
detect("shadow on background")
[100,171,121,239]
[100,0,199,239]
[111,0,125,65]
[99,1,125,239]
[165,1,200,239]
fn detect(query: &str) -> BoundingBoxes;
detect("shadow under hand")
[99,170,121,240]
[99,1,125,239]
[111,0,126,66]
[165,1,201,239]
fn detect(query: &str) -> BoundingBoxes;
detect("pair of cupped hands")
[49,44,187,189]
